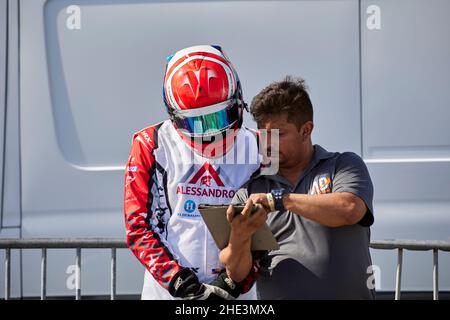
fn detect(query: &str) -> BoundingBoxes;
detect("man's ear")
[300,121,314,140]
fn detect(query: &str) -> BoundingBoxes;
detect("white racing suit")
[124,120,261,299]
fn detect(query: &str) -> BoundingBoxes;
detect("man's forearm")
[283,192,366,227]
[219,231,253,282]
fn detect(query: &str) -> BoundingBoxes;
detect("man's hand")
[248,193,273,212]
[226,198,269,242]
[219,199,269,282]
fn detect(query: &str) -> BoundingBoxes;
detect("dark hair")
[250,76,313,128]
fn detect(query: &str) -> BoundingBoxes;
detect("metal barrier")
[370,240,450,300]
[0,238,127,300]
[1,238,449,300]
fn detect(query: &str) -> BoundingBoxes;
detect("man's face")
[258,113,313,169]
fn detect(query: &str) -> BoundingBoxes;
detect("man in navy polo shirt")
[219,76,375,299]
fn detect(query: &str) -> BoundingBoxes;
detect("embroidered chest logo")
[309,174,332,195]
[176,162,235,199]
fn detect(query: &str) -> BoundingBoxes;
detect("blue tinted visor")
[173,104,240,137]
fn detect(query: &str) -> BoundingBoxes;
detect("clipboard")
[198,204,279,251]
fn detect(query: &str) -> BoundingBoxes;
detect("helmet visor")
[173,104,240,137]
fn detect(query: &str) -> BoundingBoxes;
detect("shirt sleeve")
[230,187,249,206]
[124,129,182,289]
[332,152,374,227]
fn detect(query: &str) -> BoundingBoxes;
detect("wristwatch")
[270,188,289,211]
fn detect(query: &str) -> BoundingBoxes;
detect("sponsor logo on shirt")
[188,162,224,186]
[177,212,201,218]
[141,130,152,144]
[178,200,201,218]
[200,175,212,187]
[309,174,332,195]
[176,162,236,199]
[127,166,138,172]
[184,200,196,213]
[176,186,236,199]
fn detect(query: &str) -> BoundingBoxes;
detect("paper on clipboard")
[198,205,279,251]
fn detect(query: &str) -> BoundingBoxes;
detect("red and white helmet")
[163,45,245,137]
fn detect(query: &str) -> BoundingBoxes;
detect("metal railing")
[0,238,127,300]
[1,238,449,300]
[370,240,450,300]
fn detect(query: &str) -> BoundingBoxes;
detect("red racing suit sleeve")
[124,127,182,289]
[237,251,264,294]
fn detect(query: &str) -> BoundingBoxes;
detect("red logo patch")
[189,162,224,187]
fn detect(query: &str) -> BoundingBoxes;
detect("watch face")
[271,188,286,211]
[273,188,285,197]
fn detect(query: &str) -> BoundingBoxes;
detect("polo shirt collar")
[313,144,335,162]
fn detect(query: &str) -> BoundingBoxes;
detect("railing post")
[395,248,403,300]
[5,248,10,300]
[433,249,439,300]
[111,248,116,300]
[41,248,47,300]
[76,248,81,300]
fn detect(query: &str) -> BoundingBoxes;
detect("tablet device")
[198,204,279,251]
